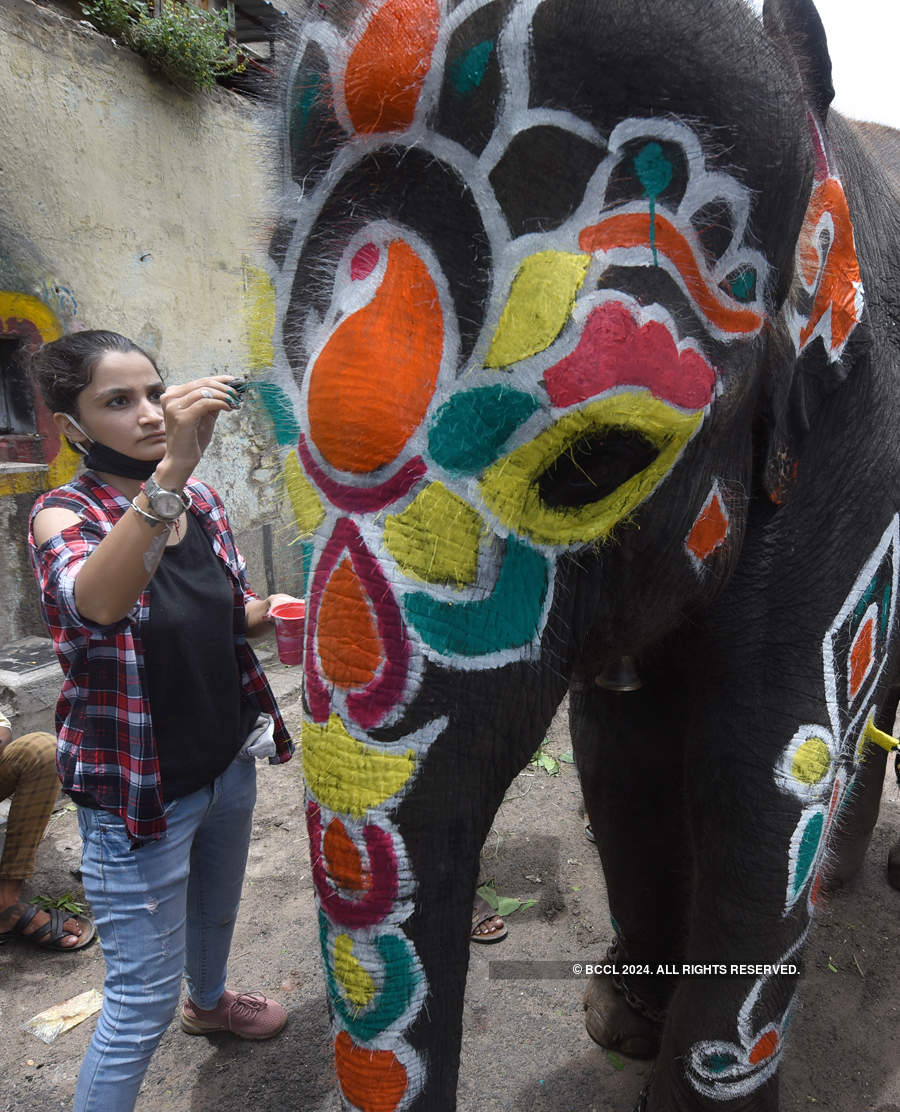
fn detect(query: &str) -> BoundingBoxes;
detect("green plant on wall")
[81,0,245,93]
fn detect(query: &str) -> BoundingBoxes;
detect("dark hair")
[28,330,158,415]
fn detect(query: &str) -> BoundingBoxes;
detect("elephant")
[266,0,900,1107]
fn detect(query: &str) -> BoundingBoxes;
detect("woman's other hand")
[245,594,302,638]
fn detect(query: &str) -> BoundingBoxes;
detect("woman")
[28,330,296,1112]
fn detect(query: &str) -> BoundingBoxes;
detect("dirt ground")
[2,663,899,1112]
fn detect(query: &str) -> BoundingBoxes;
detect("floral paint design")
[266,0,799,1105]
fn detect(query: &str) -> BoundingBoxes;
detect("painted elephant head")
[265,0,899,1107]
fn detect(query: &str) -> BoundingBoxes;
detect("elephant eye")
[536,429,660,508]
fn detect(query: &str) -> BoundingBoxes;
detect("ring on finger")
[200,387,213,399]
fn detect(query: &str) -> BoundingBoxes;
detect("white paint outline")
[822,515,898,750]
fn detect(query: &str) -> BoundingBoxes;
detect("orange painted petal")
[318,558,384,688]
[748,1029,779,1065]
[849,617,874,700]
[335,1030,408,1111]
[686,493,729,561]
[579,213,763,336]
[323,817,372,893]
[798,178,863,352]
[308,239,443,473]
[346,0,440,134]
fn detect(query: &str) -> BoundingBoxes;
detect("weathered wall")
[0,0,300,649]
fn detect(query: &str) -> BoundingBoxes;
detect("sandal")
[0,902,96,952]
[471,894,507,944]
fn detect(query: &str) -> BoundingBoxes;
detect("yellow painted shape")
[0,468,50,497]
[485,252,590,369]
[243,266,276,370]
[334,934,376,1007]
[0,430,80,499]
[858,715,898,758]
[284,449,325,536]
[479,395,702,545]
[302,713,416,818]
[384,482,483,586]
[792,736,831,784]
[0,292,61,342]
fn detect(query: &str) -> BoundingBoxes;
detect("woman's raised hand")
[157,376,241,487]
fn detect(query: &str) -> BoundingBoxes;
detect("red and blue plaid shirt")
[29,472,293,846]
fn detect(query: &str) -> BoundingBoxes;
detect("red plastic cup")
[270,600,305,666]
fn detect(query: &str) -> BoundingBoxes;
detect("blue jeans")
[74,754,257,1112]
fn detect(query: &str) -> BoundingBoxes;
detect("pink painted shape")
[543,301,716,411]
[305,516,411,729]
[297,434,426,513]
[350,243,380,281]
[307,802,398,928]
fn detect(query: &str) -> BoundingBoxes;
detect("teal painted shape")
[449,40,495,96]
[428,385,540,476]
[301,540,314,595]
[880,582,892,636]
[290,70,324,149]
[634,142,672,267]
[792,811,824,894]
[725,268,757,303]
[404,535,548,657]
[254,382,300,446]
[853,575,891,636]
[318,913,421,1041]
[705,1052,738,1074]
[634,142,673,199]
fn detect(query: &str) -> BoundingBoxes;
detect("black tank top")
[144,513,257,801]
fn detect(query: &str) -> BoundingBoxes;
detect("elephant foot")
[888,836,900,891]
[583,972,662,1059]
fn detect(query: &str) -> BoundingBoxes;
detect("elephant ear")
[762,0,834,119]
[759,2,866,505]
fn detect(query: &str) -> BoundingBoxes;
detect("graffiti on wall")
[0,290,80,497]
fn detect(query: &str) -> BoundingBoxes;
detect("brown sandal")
[0,902,96,952]
[471,895,507,944]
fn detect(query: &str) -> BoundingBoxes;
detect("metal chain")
[631,1083,651,1112]
[606,937,668,1026]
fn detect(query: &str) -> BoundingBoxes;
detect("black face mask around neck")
[83,440,160,481]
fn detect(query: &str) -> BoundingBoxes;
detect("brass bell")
[594,655,643,692]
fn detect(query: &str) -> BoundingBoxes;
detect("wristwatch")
[141,474,190,522]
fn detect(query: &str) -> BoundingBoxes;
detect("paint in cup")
[270,600,306,666]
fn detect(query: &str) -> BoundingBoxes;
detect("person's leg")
[180,755,286,1039]
[183,754,257,1009]
[0,732,84,946]
[74,790,207,1112]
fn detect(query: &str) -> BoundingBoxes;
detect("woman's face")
[63,350,167,460]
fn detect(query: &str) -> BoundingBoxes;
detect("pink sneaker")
[181,989,287,1040]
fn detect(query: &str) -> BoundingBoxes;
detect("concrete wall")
[0,0,301,653]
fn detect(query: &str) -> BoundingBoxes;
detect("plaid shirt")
[29,472,293,847]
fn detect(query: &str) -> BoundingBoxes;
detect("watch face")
[149,490,184,520]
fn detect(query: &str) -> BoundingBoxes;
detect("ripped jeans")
[74,754,257,1112]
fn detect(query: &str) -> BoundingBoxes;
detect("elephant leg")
[309,662,568,1112]
[570,662,691,1057]
[641,695,832,1112]
[825,686,898,888]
